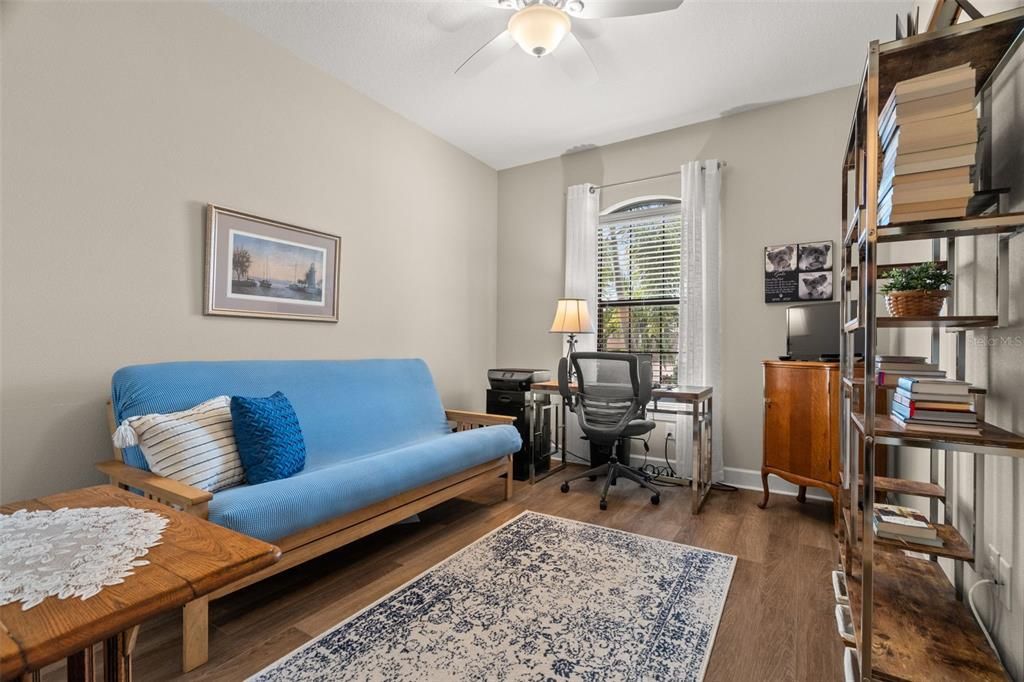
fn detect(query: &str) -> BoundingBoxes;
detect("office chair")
[558,352,661,510]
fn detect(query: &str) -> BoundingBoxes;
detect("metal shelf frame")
[838,8,1024,680]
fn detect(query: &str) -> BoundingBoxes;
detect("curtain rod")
[588,161,727,194]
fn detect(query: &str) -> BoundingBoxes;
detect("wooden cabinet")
[759,360,841,522]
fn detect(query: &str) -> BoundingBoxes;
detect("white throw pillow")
[111,396,244,492]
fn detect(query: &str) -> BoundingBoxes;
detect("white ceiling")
[215,0,913,169]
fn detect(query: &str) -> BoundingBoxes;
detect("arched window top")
[601,195,680,220]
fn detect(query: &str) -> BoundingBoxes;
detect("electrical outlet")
[988,544,1000,575]
[997,557,1012,612]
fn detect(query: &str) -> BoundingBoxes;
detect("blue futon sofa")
[98,358,521,671]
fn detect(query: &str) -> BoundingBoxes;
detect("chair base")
[560,455,661,510]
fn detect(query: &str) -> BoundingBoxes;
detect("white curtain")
[564,183,600,352]
[678,161,723,480]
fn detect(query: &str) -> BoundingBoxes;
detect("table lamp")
[549,298,594,382]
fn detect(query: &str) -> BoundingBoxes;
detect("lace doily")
[0,506,168,610]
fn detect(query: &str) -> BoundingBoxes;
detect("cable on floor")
[968,578,1003,666]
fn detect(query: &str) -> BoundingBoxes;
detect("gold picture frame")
[204,204,341,322]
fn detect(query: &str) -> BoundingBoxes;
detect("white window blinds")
[597,204,682,384]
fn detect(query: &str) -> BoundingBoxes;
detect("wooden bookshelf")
[843,507,972,562]
[838,8,1024,680]
[858,475,945,500]
[850,260,948,280]
[851,412,1024,455]
[876,210,1024,242]
[842,548,1007,682]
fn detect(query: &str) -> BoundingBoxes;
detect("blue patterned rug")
[251,511,735,681]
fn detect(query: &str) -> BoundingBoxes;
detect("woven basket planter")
[885,289,949,317]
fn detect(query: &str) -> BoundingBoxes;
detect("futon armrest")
[445,409,516,428]
[96,459,212,516]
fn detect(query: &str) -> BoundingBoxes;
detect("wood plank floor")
[40,468,844,681]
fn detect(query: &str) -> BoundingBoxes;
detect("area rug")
[251,511,735,681]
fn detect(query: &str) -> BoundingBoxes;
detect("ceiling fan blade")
[455,30,517,77]
[566,0,683,20]
[554,32,597,84]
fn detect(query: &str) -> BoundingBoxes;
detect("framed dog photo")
[204,205,341,322]
[764,240,833,303]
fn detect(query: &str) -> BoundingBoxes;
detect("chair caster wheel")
[560,482,570,493]
[599,500,608,511]
[651,495,660,506]
[588,476,597,482]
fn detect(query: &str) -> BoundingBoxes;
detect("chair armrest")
[445,409,516,428]
[96,459,212,516]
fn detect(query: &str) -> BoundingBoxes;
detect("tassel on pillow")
[112,421,139,448]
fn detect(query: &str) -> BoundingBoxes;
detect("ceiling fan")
[454,0,684,81]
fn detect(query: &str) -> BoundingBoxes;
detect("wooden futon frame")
[98,403,516,672]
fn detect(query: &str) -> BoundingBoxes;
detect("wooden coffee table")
[1,485,280,681]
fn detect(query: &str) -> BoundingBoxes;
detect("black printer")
[486,368,552,479]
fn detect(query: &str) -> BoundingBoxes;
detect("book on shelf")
[879,166,973,202]
[875,355,928,363]
[887,142,977,174]
[873,503,938,540]
[891,413,982,435]
[872,352,942,385]
[892,166,971,188]
[880,204,969,224]
[891,401,977,423]
[878,370,946,388]
[876,360,940,372]
[880,63,975,110]
[896,377,970,395]
[881,110,978,155]
[876,65,977,226]
[893,148,979,176]
[883,86,975,126]
[893,390,974,402]
[892,392,973,412]
[875,527,946,547]
[881,181,975,205]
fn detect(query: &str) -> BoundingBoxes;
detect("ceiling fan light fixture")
[507,4,572,57]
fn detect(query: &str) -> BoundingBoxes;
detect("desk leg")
[66,647,94,682]
[691,397,714,515]
[691,399,701,514]
[103,626,138,682]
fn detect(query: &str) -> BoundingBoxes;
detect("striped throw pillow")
[111,396,245,492]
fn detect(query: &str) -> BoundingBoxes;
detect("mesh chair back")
[568,353,649,444]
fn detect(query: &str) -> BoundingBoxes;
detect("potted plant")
[880,262,954,317]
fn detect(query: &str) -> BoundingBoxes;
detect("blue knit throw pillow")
[230,391,306,485]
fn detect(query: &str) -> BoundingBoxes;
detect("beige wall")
[0,1,498,501]
[497,86,858,479]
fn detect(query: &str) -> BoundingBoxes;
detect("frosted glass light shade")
[507,4,572,57]
[549,298,594,334]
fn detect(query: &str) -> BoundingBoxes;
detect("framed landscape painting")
[204,205,341,322]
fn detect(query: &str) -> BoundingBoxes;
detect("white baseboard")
[722,467,832,502]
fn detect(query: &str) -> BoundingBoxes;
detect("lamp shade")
[507,4,572,57]
[549,298,594,334]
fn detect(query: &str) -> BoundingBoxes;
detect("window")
[597,198,681,384]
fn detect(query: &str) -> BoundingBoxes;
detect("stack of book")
[873,503,943,548]
[878,64,977,225]
[891,376,979,435]
[875,355,945,388]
